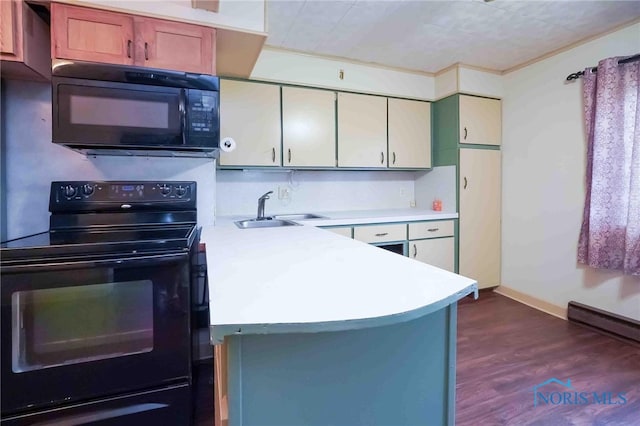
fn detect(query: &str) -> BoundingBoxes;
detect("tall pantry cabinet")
[433,94,502,289]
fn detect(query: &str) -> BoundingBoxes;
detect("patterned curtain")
[577,56,640,275]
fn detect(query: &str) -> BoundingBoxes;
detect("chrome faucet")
[256,191,273,220]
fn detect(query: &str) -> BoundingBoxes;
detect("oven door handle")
[2,252,189,273]
[30,402,169,426]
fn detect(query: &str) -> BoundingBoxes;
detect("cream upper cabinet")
[459,148,501,288]
[337,93,387,168]
[388,98,431,169]
[410,237,455,273]
[282,87,336,168]
[459,95,501,146]
[219,80,281,167]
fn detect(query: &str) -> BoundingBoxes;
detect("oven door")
[1,252,191,416]
[53,77,184,148]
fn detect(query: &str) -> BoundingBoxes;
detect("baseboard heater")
[567,301,640,345]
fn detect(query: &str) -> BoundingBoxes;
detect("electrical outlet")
[278,186,290,200]
[410,200,416,207]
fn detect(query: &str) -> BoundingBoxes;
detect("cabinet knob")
[464,127,468,140]
[413,244,417,258]
[463,177,468,190]
[427,228,439,232]
[127,40,132,58]
[392,152,396,164]
[288,148,292,163]
[272,147,276,163]
[374,232,388,237]
[144,42,149,60]
[380,152,384,165]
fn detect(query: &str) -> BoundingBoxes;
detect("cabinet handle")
[428,228,439,232]
[463,177,468,189]
[375,232,388,237]
[272,147,276,163]
[413,244,417,258]
[144,42,149,60]
[392,152,396,164]
[126,40,132,58]
[380,152,384,165]
[288,148,291,163]
[464,127,468,140]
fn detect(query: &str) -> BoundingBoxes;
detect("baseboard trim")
[493,286,567,320]
[568,301,640,345]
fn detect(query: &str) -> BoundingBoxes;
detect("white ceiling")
[266,0,640,73]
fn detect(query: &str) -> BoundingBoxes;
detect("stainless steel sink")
[234,218,300,229]
[272,213,327,220]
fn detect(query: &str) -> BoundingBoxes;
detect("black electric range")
[0,181,200,425]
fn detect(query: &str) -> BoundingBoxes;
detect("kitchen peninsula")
[202,212,477,426]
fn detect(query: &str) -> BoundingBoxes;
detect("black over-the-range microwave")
[51,60,220,157]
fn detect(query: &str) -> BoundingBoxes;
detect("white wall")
[216,169,415,216]
[501,23,640,320]
[2,81,216,239]
[414,166,456,213]
[251,47,435,100]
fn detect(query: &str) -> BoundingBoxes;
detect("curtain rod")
[565,54,640,81]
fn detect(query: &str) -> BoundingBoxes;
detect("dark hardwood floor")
[457,292,640,426]
[194,292,640,425]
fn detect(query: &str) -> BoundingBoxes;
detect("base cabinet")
[410,237,455,273]
[326,220,456,273]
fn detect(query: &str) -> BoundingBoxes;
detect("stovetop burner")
[1,180,198,266]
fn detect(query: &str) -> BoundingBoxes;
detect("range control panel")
[50,181,197,212]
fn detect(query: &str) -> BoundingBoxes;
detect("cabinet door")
[282,87,336,168]
[410,237,455,273]
[219,80,281,167]
[459,148,501,288]
[388,98,431,169]
[136,17,214,74]
[459,95,501,146]
[0,0,20,59]
[337,93,387,168]
[51,4,134,65]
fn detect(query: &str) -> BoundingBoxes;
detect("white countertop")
[292,208,458,227]
[204,209,475,344]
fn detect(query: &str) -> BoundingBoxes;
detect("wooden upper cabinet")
[282,87,336,168]
[1,0,20,58]
[51,3,134,65]
[1,0,50,81]
[459,95,501,146]
[51,3,215,74]
[337,93,387,168]
[388,98,432,169]
[135,17,215,74]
